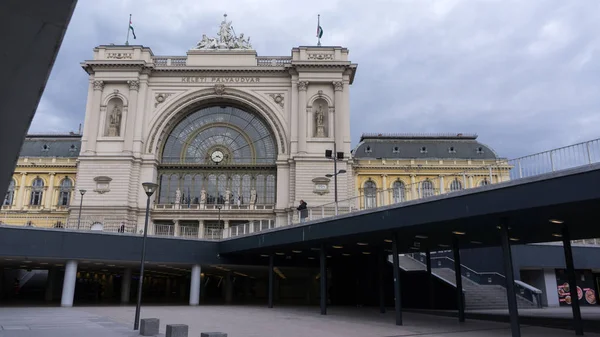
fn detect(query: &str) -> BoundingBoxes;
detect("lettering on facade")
[181,77,261,83]
[106,53,133,60]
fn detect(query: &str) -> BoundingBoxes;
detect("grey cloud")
[30,0,600,159]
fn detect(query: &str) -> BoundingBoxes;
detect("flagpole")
[317,14,321,46]
[126,14,131,45]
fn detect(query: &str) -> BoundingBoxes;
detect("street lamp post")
[325,143,346,215]
[77,189,86,230]
[133,182,159,331]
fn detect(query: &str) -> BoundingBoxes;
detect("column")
[468,175,474,189]
[121,268,131,304]
[410,175,417,199]
[333,81,344,151]
[320,243,327,315]
[224,220,230,230]
[124,80,139,152]
[225,272,233,304]
[381,174,388,206]
[189,264,201,306]
[500,220,521,337]
[268,255,274,308]
[439,176,445,194]
[45,268,55,302]
[562,225,584,335]
[297,81,308,153]
[378,250,386,314]
[426,250,434,309]
[16,173,26,209]
[198,220,204,239]
[133,77,149,154]
[290,80,299,154]
[60,260,78,307]
[44,173,55,209]
[391,232,402,325]
[174,220,180,237]
[85,80,105,153]
[452,236,465,322]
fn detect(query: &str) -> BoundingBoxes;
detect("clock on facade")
[211,150,224,163]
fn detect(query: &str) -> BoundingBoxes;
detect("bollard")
[166,324,188,337]
[200,333,227,337]
[140,318,159,336]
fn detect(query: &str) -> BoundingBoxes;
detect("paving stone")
[166,324,188,337]
[140,318,160,336]
[200,333,227,337]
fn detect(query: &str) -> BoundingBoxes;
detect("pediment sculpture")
[194,14,253,50]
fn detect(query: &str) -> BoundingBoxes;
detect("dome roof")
[352,133,499,160]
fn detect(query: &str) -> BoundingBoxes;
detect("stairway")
[394,255,538,310]
[432,268,537,310]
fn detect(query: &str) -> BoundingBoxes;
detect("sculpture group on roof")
[194,14,253,50]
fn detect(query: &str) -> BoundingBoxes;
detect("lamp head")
[142,182,159,197]
[79,189,87,195]
[325,174,333,178]
[338,169,347,174]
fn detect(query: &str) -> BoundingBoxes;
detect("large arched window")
[450,178,463,192]
[161,105,277,165]
[392,180,405,204]
[157,105,278,209]
[364,180,377,209]
[3,179,15,206]
[480,178,490,186]
[30,177,44,206]
[420,179,434,198]
[58,178,72,206]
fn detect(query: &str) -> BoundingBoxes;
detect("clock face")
[211,150,224,163]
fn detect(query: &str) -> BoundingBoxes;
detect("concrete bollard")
[200,333,227,337]
[140,318,160,336]
[166,324,189,337]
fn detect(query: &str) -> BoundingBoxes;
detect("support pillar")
[225,272,233,304]
[320,244,327,315]
[121,268,131,304]
[268,255,274,308]
[426,250,434,309]
[500,221,521,337]
[562,225,584,336]
[378,250,386,313]
[60,260,78,307]
[391,232,402,325]
[189,265,201,306]
[45,268,55,302]
[452,236,465,322]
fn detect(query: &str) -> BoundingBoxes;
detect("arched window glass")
[266,175,276,204]
[168,174,179,204]
[3,179,15,206]
[421,180,434,198]
[392,180,405,203]
[30,178,44,206]
[480,178,490,186]
[256,175,265,204]
[241,175,251,205]
[58,178,72,206]
[364,180,377,209]
[231,175,241,205]
[206,174,217,204]
[450,178,463,192]
[217,174,227,204]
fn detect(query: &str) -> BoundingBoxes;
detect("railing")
[408,253,543,308]
[153,56,187,67]
[256,56,292,67]
[154,203,274,211]
[223,219,276,238]
[152,56,292,67]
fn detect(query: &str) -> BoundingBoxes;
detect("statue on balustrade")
[200,188,207,204]
[250,189,257,204]
[175,188,181,204]
[194,14,253,50]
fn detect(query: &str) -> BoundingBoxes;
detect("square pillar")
[562,225,584,335]
[452,236,465,322]
[60,260,78,307]
[500,221,521,337]
[391,232,402,325]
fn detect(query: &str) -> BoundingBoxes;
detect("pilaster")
[297,81,308,153]
[85,80,104,153]
[333,81,344,151]
[16,173,26,209]
[45,173,55,209]
[124,80,139,152]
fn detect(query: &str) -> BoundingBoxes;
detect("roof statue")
[194,14,253,50]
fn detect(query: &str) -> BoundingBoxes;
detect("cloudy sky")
[30,0,600,158]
